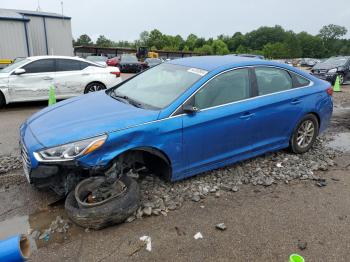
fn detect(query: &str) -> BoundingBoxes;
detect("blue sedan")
[20,56,333,195]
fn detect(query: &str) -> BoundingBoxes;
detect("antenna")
[61,1,64,18]
[36,0,41,11]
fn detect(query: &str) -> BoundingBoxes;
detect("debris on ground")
[215,223,227,231]
[0,155,22,175]
[194,232,203,239]
[139,236,152,251]
[37,216,71,241]
[315,178,327,187]
[175,226,186,236]
[297,240,308,250]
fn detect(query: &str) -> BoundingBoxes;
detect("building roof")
[0,8,71,21]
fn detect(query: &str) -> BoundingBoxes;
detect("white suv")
[0,56,122,106]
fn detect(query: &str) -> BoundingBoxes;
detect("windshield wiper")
[111,91,143,108]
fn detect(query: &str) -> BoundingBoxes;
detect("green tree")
[185,34,199,51]
[211,40,229,55]
[148,29,166,50]
[297,32,325,58]
[138,31,150,46]
[96,35,113,47]
[319,24,347,41]
[245,25,286,50]
[75,34,93,46]
[194,44,213,55]
[262,42,289,59]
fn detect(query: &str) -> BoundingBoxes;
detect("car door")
[55,59,90,98]
[248,66,307,152]
[8,59,56,102]
[182,68,255,173]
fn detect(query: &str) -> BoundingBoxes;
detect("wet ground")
[0,82,349,261]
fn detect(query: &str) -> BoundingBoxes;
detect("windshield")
[111,63,207,109]
[121,56,138,63]
[0,59,30,73]
[324,57,348,66]
[86,56,107,62]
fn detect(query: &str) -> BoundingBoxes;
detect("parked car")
[85,55,108,66]
[311,56,350,84]
[113,54,142,73]
[144,58,162,68]
[300,58,320,68]
[0,56,121,107]
[20,56,333,196]
[106,56,119,67]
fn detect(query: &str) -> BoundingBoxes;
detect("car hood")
[312,63,342,70]
[26,91,160,147]
[0,72,9,78]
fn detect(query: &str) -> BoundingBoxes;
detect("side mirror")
[183,104,199,114]
[13,68,26,75]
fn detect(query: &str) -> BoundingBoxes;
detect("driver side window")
[22,59,56,74]
[194,68,250,110]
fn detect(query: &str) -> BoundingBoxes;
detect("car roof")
[27,55,87,62]
[167,55,279,71]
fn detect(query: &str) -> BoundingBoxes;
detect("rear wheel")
[290,114,319,154]
[84,82,106,94]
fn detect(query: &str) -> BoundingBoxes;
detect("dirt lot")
[0,80,350,261]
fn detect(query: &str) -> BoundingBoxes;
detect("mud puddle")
[0,206,83,249]
[327,132,350,152]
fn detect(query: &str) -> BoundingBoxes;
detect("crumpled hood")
[27,91,159,147]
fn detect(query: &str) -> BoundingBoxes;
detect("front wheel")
[84,82,106,94]
[290,114,319,154]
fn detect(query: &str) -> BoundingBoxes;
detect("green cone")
[333,75,341,92]
[48,85,56,106]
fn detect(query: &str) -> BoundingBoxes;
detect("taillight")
[110,71,120,77]
[326,87,333,96]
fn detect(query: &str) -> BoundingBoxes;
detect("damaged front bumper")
[20,123,109,196]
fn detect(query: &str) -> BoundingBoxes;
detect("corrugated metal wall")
[45,18,73,56]
[25,15,47,56]
[0,12,73,59]
[0,20,29,59]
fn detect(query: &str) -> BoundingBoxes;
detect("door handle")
[240,112,255,119]
[291,99,301,105]
[82,73,90,76]
[43,77,53,80]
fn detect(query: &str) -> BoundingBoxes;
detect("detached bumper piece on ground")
[65,175,140,229]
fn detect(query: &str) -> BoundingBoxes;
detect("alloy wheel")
[296,120,315,148]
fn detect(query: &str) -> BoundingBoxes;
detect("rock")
[31,230,41,240]
[215,192,221,198]
[231,186,239,192]
[264,177,274,186]
[298,240,307,250]
[126,216,136,223]
[143,207,152,216]
[215,223,227,231]
[191,195,201,202]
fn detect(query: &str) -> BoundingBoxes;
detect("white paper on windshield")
[187,68,208,76]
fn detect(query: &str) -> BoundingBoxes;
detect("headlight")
[34,135,107,162]
[328,68,337,73]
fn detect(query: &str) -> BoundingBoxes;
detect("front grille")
[20,142,31,181]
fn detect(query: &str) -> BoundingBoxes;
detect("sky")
[1,0,350,41]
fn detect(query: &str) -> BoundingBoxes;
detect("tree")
[185,34,199,51]
[96,35,113,47]
[297,32,326,58]
[75,34,93,46]
[148,29,166,50]
[138,31,150,46]
[319,24,347,41]
[245,25,286,50]
[262,42,289,59]
[194,44,213,55]
[211,40,229,55]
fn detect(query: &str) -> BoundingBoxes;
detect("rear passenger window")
[194,69,250,110]
[80,62,91,69]
[56,59,82,71]
[255,67,293,95]
[292,73,311,87]
[22,59,55,74]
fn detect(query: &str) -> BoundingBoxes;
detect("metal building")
[0,8,73,61]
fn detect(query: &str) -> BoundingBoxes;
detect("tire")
[338,74,344,85]
[84,82,106,94]
[0,92,5,108]
[65,175,140,229]
[290,114,319,154]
